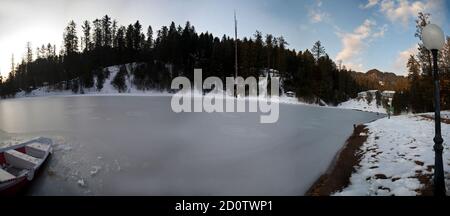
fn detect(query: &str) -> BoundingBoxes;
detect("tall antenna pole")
[11,54,15,75]
[234,10,238,79]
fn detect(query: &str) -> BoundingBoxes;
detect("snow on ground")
[338,98,387,114]
[12,64,306,105]
[334,113,450,196]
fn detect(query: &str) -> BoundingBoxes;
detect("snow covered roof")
[382,90,395,94]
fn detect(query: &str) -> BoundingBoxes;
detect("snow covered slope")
[334,113,450,196]
[13,64,304,105]
[15,63,171,98]
[338,98,387,114]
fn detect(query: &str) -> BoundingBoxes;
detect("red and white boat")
[0,138,52,194]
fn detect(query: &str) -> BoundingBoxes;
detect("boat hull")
[0,138,52,196]
[0,176,28,196]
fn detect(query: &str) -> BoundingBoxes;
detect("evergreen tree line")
[0,15,367,105]
[392,12,450,114]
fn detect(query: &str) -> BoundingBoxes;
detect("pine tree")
[277,36,288,50]
[441,37,450,75]
[63,20,79,54]
[81,20,92,51]
[112,20,118,48]
[440,37,450,108]
[51,45,56,57]
[407,55,421,112]
[125,24,134,49]
[46,43,54,58]
[146,25,153,49]
[311,40,325,61]
[40,44,46,58]
[116,26,126,51]
[133,21,143,50]
[265,34,274,69]
[275,36,288,75]
[102,15,112,47]
[36,47,41,59]
[414,12,433,112]
[24,42,34,89]
[93,19,103,49]
[26,42,33,63]
[415,12,432,76]
[408,55,420,82]
[252,31,265,72]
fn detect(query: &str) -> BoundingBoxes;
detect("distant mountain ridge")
[350,69,408,92]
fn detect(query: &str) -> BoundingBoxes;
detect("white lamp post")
[422,23,446,196]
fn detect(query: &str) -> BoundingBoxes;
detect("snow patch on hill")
[15,63,170,98]
[338,98,387,114]
[13,64,304,105]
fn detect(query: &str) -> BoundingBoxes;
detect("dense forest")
[392,12,450,114]
[0,15,368,105]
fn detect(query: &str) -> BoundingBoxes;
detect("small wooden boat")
[0,138,52,194]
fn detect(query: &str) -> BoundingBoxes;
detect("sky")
[0,0,449,78]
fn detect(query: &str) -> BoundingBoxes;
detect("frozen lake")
[0,96,382,195]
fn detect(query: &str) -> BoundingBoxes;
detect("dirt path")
[306,124,369,196]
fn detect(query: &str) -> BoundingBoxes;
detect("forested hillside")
[350,69,409,92]
[0,15,370,105]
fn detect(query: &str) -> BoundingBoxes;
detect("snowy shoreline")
[325,113,450,196]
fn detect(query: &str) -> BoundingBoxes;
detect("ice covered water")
[0,96,382,195]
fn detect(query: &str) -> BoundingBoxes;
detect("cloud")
[380,0,426,26]
[316,0,323,7]
[394,44,419,75]
[360,0,380,9]
[345,63,366,72]
[308,0,329,23]
[336,19,385,71]
[309,9,329,23]
[372,24,388,38]
[362,0,445,27]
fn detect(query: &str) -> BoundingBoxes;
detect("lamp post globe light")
[422,23,446,196]
[423,24,445,50]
